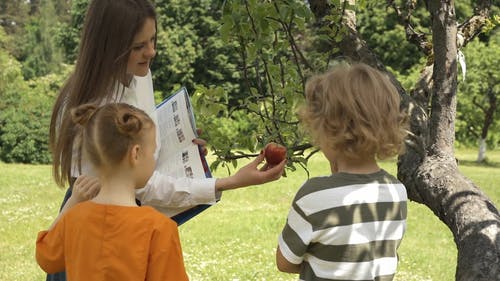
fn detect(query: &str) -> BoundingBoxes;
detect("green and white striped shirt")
[278,170,407,281]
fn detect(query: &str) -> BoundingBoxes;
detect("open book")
[154,87,219,225]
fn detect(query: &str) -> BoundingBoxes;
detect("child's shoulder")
[64,200,94,217]
[295,170,402,200]
[138,206,178,228]
[301,173,365,189]
[294,174,344,199]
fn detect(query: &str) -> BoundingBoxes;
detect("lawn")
[0,148,498,281]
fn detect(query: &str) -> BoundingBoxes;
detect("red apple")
[264,142,287,165]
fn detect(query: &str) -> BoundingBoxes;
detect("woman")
[47,0,285,280]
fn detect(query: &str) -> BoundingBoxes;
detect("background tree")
[19,0,65,79]
[0,27,23,106]
[356,2,426,76]
[0,0,29,36]
[456,33,499,162]
[152,0,242,101]
[55,0,88,64]
[1,0,69,78]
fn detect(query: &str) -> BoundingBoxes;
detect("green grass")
[1,148,498,281]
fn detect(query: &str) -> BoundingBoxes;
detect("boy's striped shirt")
[278,170,407,281]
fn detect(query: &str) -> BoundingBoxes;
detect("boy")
[276,63,408,281]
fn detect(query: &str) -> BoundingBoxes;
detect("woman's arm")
[215,151,286,191]
[136,152,286,208]
[194,135,286,191]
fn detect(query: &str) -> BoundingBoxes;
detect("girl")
[38,103,189,281]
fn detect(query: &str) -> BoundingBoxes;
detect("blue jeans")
[45,186,72,281]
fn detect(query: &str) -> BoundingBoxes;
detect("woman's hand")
[215,151,286,191]
[192,128,208,156]
[48,175,101,230]
[71,175,101,203]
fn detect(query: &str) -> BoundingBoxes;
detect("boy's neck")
[332,156,380,175]
[92,174,138,207]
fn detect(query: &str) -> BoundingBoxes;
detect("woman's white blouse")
[71,70,217,217]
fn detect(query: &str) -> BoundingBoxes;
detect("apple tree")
[193,0,500,280]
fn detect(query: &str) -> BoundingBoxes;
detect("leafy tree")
[456,31,500,161]
[56,0,88,63]
[152,0,241,100]
[195,0,499,279]
[18,0,64,79]
[357,2,427,75]
[192,0,319,173]
[0,0,30,36]
[0,27,23,106]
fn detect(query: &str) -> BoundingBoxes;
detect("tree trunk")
[308,0,500,280]
[477,138,487,163]
[475,87,497,163]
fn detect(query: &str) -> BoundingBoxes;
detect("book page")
[152,87,217,224]
[155,88,207,179]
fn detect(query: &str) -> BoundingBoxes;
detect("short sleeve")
[35,220,66,273]
[146,219,189,281]
[278,201,313,265]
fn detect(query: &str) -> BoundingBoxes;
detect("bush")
[0,70,67,164]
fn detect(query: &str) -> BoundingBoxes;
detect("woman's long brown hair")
[49,0,156,187]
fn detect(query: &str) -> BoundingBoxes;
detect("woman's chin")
[133,65,149,77]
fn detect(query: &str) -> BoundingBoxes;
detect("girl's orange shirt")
[36,201,189,281]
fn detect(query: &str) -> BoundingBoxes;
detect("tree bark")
[308,0,500,280]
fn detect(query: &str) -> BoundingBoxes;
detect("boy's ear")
[129,144,140,166]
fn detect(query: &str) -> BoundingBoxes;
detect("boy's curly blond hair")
[298,63,407,161]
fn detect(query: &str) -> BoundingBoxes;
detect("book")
[153,87,219,225]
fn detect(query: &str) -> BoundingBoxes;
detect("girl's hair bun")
[116,110,143,137]
[71,103,98,126]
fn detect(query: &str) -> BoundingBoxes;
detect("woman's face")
[127,18,156,77]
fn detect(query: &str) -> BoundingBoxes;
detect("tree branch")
[472,96,487,113]
[457,0,492,48]
[387,0,432,55]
